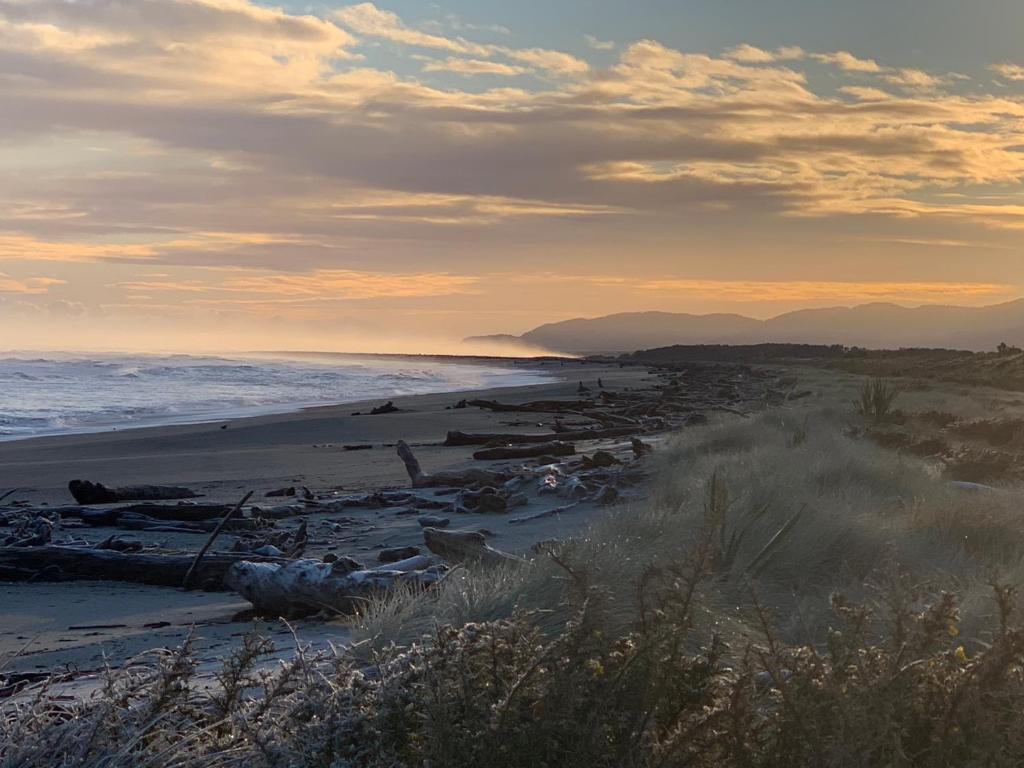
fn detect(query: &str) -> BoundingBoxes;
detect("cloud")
[584,34,615,51]
[118,268,480,302]
[991,62,1024,82]
[500,46,588,75]
[812,51,882,73]
[725,44,805,64]
[623,278,1015,303]
[333,2,490,56]
[422,57,528,77]
[884,68,945,91]
[0,272,65,293]
[0,0,361,107]
[503,273,1018,305]
[334,3,586,76]
[839,86,894,101]
[0,234,156,262]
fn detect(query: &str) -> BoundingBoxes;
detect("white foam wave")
[0,352,555,440]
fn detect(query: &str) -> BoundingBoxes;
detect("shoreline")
[0,359,645,683]
[0,353,582,444]
[0,358,614,506]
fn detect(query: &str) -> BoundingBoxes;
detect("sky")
[2,0,1024,353]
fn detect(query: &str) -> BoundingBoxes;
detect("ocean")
[0,351,556,440]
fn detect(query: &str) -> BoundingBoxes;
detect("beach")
[0,358,653,685]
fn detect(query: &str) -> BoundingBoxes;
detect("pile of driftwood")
[0,362,790,617]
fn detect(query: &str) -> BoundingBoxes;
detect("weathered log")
[472,442,575,461]
[225,555,446,616]
[422,527,525,567]
[109,512,260,533]
[74,504,245,527]
[445,426,636,447]
[0,545,284,588]
[69,480,200,505]
[396,440,510,488]
[580,410,641,427]
[466,399,594,413]
[508,502,580,525]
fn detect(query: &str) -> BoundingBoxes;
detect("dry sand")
[0,360,655,687]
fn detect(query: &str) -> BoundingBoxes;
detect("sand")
[0,360,656,688]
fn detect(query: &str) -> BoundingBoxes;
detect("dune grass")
[8,383,1024,765]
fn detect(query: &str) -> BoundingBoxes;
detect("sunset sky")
[2,0,1024,352]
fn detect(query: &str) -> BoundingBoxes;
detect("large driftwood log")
[75,504,239,525]
[445,426,636,447]
[472,442,575,461]
[69,480,200,505]
[422,527,525,567]
[396,441,510,488]
[102,511,260,533]
[225,554,446,616]
[0,545,283,588]
[467,399,594,413]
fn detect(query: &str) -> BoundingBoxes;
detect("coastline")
[0,358,644,682]
[0,358,609,504]
[0,352,571,443]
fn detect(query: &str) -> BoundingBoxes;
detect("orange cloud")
[812,51,881,73]
[422,57,528,76]
[627,279,1016,303]
[0,273,65,294]
[506,274,1016,304]
[118,268,480,302]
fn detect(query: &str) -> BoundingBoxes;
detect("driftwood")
[69,480,200,505]
[73,504,244,528]
[445,427,635,447]
[466,399,594,413]
[225,554,446,616]
[182,491,253,590]
[101,511,260,534]
[508,502,580,525]
[422,527,524,567]
[396,440,509,488]
[472,442,575,461]
[2,517,53,547]
[0,545,284,588]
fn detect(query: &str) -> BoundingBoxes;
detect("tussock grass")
[856,377,900,423]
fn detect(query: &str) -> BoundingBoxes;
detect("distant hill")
[467,300,1024,354]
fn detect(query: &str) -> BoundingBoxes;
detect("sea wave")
[0,351,555,440]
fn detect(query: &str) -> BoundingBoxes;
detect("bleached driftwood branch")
[225,555,446,616]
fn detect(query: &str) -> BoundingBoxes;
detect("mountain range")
[466,299,1024,354]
